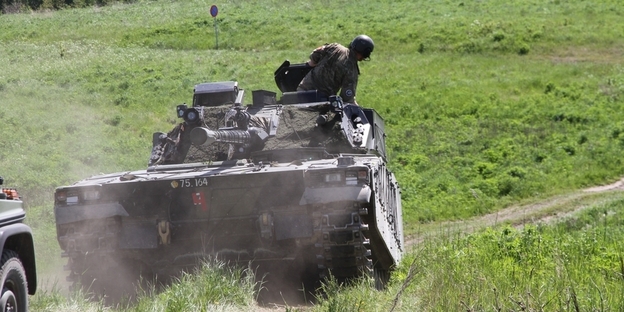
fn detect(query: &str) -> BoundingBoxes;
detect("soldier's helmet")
[349,35,375,59]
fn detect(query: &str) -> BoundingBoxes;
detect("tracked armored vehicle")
[54,62,403,296]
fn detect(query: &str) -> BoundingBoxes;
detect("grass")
[129,261,259,311]
[1,0,624,310]
[2,0,623,221]
[30,259,260,311]
[393,199,624,311]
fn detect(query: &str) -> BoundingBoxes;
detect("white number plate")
[171,178,210,189]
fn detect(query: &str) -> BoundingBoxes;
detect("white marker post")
[210,5,219,49]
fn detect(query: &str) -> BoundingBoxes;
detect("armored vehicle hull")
[54,62,403,297]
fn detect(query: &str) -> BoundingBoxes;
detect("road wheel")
[0,250,28,312]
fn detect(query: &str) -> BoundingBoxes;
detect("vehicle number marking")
[174,178,209,188]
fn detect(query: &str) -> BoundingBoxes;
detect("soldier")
[297,35,374,105]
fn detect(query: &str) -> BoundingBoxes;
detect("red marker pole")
[210,5,219,49]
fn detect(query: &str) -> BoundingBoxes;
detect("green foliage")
[30,259,260,311]
[0,0,621,220]
[2,0,624,309]
[312,275,395,312]
[391,199,624,311]
[131,260,259,311]
[0,0,128,13]
[386,51,624,221]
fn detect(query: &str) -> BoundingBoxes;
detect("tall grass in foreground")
[387,198,624,311]
[129,261,259,312]
[30,259,260,312]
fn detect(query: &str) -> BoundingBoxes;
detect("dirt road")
[405,178,624,249]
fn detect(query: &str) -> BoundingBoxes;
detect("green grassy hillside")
[1,0,623,310]
[2,0,623,222]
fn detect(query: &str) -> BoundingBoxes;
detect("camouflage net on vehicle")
[152,103,351,165]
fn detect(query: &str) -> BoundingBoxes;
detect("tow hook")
[158,220,171,245]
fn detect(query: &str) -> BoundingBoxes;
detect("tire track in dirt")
[405,178,624,249]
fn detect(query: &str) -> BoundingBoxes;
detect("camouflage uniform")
[297,43,360,103]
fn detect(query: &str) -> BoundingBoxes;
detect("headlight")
[55,190,67,202]
[176,104,188,118]
[183,107,201,124]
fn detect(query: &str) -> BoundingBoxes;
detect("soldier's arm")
[307,45,327,67]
